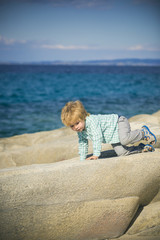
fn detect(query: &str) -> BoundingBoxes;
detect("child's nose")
[72,125,77,131]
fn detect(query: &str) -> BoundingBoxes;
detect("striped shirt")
[78,114,120,161]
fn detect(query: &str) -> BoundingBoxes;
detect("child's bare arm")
[78,133,88,161]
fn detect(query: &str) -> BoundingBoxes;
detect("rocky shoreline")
[0,111,160,240]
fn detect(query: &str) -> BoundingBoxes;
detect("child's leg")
[118,116,143,146]
[112,143,143,156]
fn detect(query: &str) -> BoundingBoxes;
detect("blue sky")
[0,0,160,62]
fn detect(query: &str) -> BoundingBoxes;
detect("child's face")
[70,120,85,132]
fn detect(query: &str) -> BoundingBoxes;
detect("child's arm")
[85,140,101,160]
[89,117,102,159]
[78,133,88,161]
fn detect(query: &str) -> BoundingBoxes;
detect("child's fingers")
[86,156,98,160]
[86,157,92,160]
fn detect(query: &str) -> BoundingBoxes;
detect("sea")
[0,64,160,138]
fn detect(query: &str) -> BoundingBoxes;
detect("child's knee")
[120,137,129,146]
[112,143,128,156]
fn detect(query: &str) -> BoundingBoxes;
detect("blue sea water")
[0,64,160,138]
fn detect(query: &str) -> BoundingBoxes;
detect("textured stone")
[0,128,79,168]
[0,151,160,240]
[112,235,160,240]
[0,197,139,240]
[127,201,160,236]
[0,110,160,240]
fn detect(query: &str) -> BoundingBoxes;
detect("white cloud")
[0,36,27,45]
[0,36,15,45]
[41,44,99,50]
[128,45,160,51]
[0,36,100,50]
[128,45,144,51]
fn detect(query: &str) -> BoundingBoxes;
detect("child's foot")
[142,125,157,145]
[142,144,155,152]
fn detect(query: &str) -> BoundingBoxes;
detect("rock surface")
[0,127,78,168]
[112,202,160,240]
[0,150,160,240]
[0,110,160,240]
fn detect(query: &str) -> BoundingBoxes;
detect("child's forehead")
[70,119,80,125]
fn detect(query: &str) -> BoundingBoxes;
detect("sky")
[0,0,160,62]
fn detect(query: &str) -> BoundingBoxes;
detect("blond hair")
[61,100,90,126]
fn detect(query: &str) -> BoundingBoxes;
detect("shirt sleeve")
[78,132,88,161]
[89,117,102,157]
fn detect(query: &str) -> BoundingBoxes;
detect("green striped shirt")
[78,114,120,161]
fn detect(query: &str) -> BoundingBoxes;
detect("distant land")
[0,58,160,66]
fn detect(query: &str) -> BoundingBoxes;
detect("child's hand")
[86,156,98,160]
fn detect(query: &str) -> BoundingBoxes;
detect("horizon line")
[0,58,160,66]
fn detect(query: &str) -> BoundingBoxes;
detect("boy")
[61,100,156,161]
